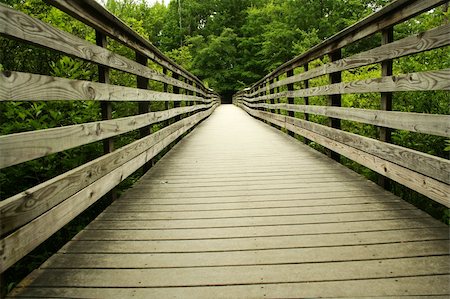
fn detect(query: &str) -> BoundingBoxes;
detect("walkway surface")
[10,105,450,298]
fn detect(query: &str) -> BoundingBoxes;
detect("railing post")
[287,69,295,137]
[303,63,311,144]
[327,50,341,161]
[259,83,265,116]
[172,73,181,122]
[136,51,151,173]
[95,31,114,154]
[163,67,169,111]
[275,76,280,115]
[378,27,394,189]
[269,79,274,113]
[95,30,116,201]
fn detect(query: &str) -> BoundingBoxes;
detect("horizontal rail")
[43,0,206,91]
[237,103,449,207]
[0,104,217,272]
[0,72,210,102]
[244,69,450,101]
[243,102,450,138]
[0,4,205,95]
[0,103,214,169]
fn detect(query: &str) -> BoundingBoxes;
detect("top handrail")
[251,0,447,88]
[44,0,209,92]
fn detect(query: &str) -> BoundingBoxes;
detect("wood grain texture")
[0,71,210,103]
[41,239,449,267]
[0,4,203,94]
[0,105,217,241]
[244,69,450,102]
[239,105,449,206]
[9,276,450,299]
[245,102,450,137]
[0,103,213,169]
[249,24,450,96]
[9,105,449,298]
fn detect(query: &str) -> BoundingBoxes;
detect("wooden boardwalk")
[10,105,450,298]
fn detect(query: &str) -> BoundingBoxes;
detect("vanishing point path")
[10,105,449,298]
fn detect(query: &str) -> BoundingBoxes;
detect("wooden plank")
[127,177,367,190]
[240,106,450,206]
[126,180,378,194]
[97,203,414,221]
[42,239,449,268]
[0,104,212,169]
[86,209,432,230]
[0,106,217,273]
[118,189,388,205]
[108,196,404,211]
[0,71,209,103]
[246,69,450,102]
[0,106,216,239]
[115,185,385,200]
[9,275,450,298]
[0,4,203,94]
[44,0,206,92]
[240,105,449,183]
[252,0,447,86]
[77,218,443,241]
[245,102,450,137]
[11,256,450,287]
[250,24,450,95]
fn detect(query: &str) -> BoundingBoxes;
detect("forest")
[0,0,449,293]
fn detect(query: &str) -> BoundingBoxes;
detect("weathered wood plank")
[114,184,384,200]
[0,4,203,94]
[0,106,218,273]
[245,69,450,102]
[87,209,431,230]
[239,105,449,206]
[245,102,450,137]
[108,196,404,211]
[0,104,213,169]
[11,256,450,287]
[0,71,209,103]
[10,275,450,298]
[41,239,449,268]
[118,188,388,205]
[77,218,442,241]
[97,203,414,221]
[0,106,217,241]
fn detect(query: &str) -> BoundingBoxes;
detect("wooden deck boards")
[10,105,450,298]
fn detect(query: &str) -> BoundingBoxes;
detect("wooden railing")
[234,0,449,208]
[0,0,219,273]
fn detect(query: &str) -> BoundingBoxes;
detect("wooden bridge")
[1,0,449,298]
